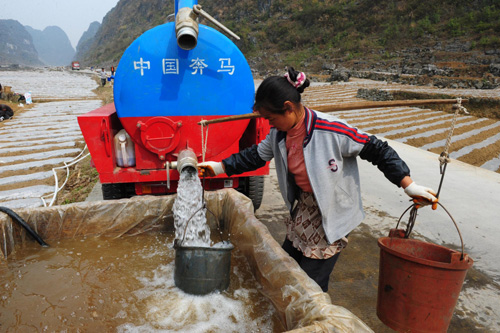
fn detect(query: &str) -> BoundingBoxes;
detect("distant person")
[0,104,14,121]
[111,66,115,76]
[100,68,107,87]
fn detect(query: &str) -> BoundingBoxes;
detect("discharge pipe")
[165,148,198,189]
[175,0,199,50]
[175,0,240,50]
[176,148,198,173]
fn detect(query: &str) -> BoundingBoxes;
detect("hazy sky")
[0,0,120,49]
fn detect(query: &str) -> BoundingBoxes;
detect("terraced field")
[0,69,100,208]
[304,79,500,173]
[0,100,102,208]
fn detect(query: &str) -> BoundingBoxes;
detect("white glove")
[198,161,225,177]
[404,182,438,209]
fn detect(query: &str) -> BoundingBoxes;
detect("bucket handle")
[205,205,226,243]
[395,202,466,260]
[178,203,225,246]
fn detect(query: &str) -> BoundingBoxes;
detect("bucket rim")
[378,237,473,270]
[175,244,235,251]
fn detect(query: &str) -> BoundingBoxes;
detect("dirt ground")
[0,83,108,203]
[0,100,34,123]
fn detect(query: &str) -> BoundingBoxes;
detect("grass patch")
[91,76,114,105]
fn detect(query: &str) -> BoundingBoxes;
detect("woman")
[198,67,437,292]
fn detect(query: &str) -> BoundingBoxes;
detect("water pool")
[1,233,283,332]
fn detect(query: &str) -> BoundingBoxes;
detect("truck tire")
[122,183,136,198]
[237,176,264,211]
[102,183,122,200]
[102,183,135,200]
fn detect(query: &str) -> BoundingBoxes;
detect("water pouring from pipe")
[172,149,234,295]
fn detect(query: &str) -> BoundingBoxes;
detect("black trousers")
[282,238,341,292]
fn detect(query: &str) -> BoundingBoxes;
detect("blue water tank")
[114,22,255,119]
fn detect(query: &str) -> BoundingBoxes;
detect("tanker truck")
[78,0,270,209]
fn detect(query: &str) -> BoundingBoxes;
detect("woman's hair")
[254,67,310,114]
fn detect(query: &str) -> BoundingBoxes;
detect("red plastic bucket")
[377,205,473,332]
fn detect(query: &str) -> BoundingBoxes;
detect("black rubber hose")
[0,206,49,247]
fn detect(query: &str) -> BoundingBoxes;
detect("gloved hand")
[198,161,225,177]
[404,182,438,210]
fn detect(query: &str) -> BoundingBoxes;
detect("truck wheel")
[122,183,136,198]
[102,183,123,200]
[237,176,264,211]
[102,183,135,200]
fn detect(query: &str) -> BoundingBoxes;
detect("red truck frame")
[78,103,270,209]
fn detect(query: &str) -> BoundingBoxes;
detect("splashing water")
[173,168,211,247]
[0,235,282,331]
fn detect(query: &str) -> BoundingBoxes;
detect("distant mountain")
[80,0,174,67]
[0,19,43,66]
[74,21,101,61]
[78,0,500,76]
[25,25,75,66]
